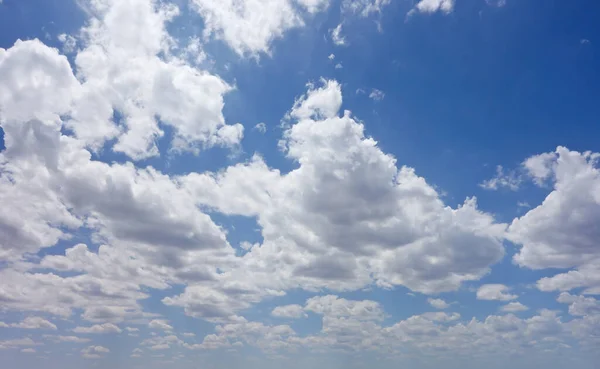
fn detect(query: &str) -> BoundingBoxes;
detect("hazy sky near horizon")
[1,1,600,368]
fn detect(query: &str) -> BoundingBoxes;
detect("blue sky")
[1,0,600,368]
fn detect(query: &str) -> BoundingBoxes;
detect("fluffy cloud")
[148,319,173,331]
[500,302,529,313]
[81,345,110,359]
[410,0,455,15]
[73,323,122,334]
[271,305,307,319]
[71,0,243,158]
[191,0,330,56]
[427,298,450,309]
[10,317,57,330]
[509,147,600,294]
[476,284,518,301]
[179,79,506,308]
[557,293,600,317]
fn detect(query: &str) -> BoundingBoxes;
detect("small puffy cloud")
[331,24,346,46]
[335,63,343,69]
[183,332,196,337]
[57,33,77,53]
[368,88,385,101]
[427,298,449,309]
[271,304,306,319]
[328,53,335,60]
[480,165,522,191]
[125,327,139,332]
[410,0,455,15]
[11,317,57,330]
[253,122,267,133]
[73,323,122,334]
[149,319,173,331]
[20,348,36,354]
[476,284,518,301]
[81,345,110,359]
[500,302,529,312]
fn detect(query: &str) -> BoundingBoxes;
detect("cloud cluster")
[509,147,600,294]
[1,0,599,365]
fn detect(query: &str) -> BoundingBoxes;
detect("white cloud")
[191,0,330,56]
[43,335,91,343]
[125,327,139,332]
[305,295,385,321]
[476,284,518,301]
[328,53,335,60]
[557,293,600,317]
[73,323,122,334]
[427,298,449,309]
[480,165,522,191]
[410,0,455,15]
[149,319,173,331]
[176,79,507,311]
[11,317,57,330]
[67,0,243,158]
[254,122,267,133]
[331,24,347,46]
[271,305,306,319]
[57,33,77,53]
[20,348,36,353]
[81,345,110,359]
[368,88,385,101]
[509,147,600,294]
[342,0,391,17]
[500,302,528,312]
[335,63,343,69]
[522,151,557,186]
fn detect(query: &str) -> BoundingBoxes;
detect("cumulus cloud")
[149,319,173,331]
[271,305,307,319]
[81,345,110,359]
[73,323,122,334]
[476,284,518,301]
[10,317,57,330]
[2,0,599,363]
[509,147,600,294]
[409,0,455,15]
[427,298,450,309]
[191,0,330,56]
[500,302,529,313]
[254,122,267,133]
